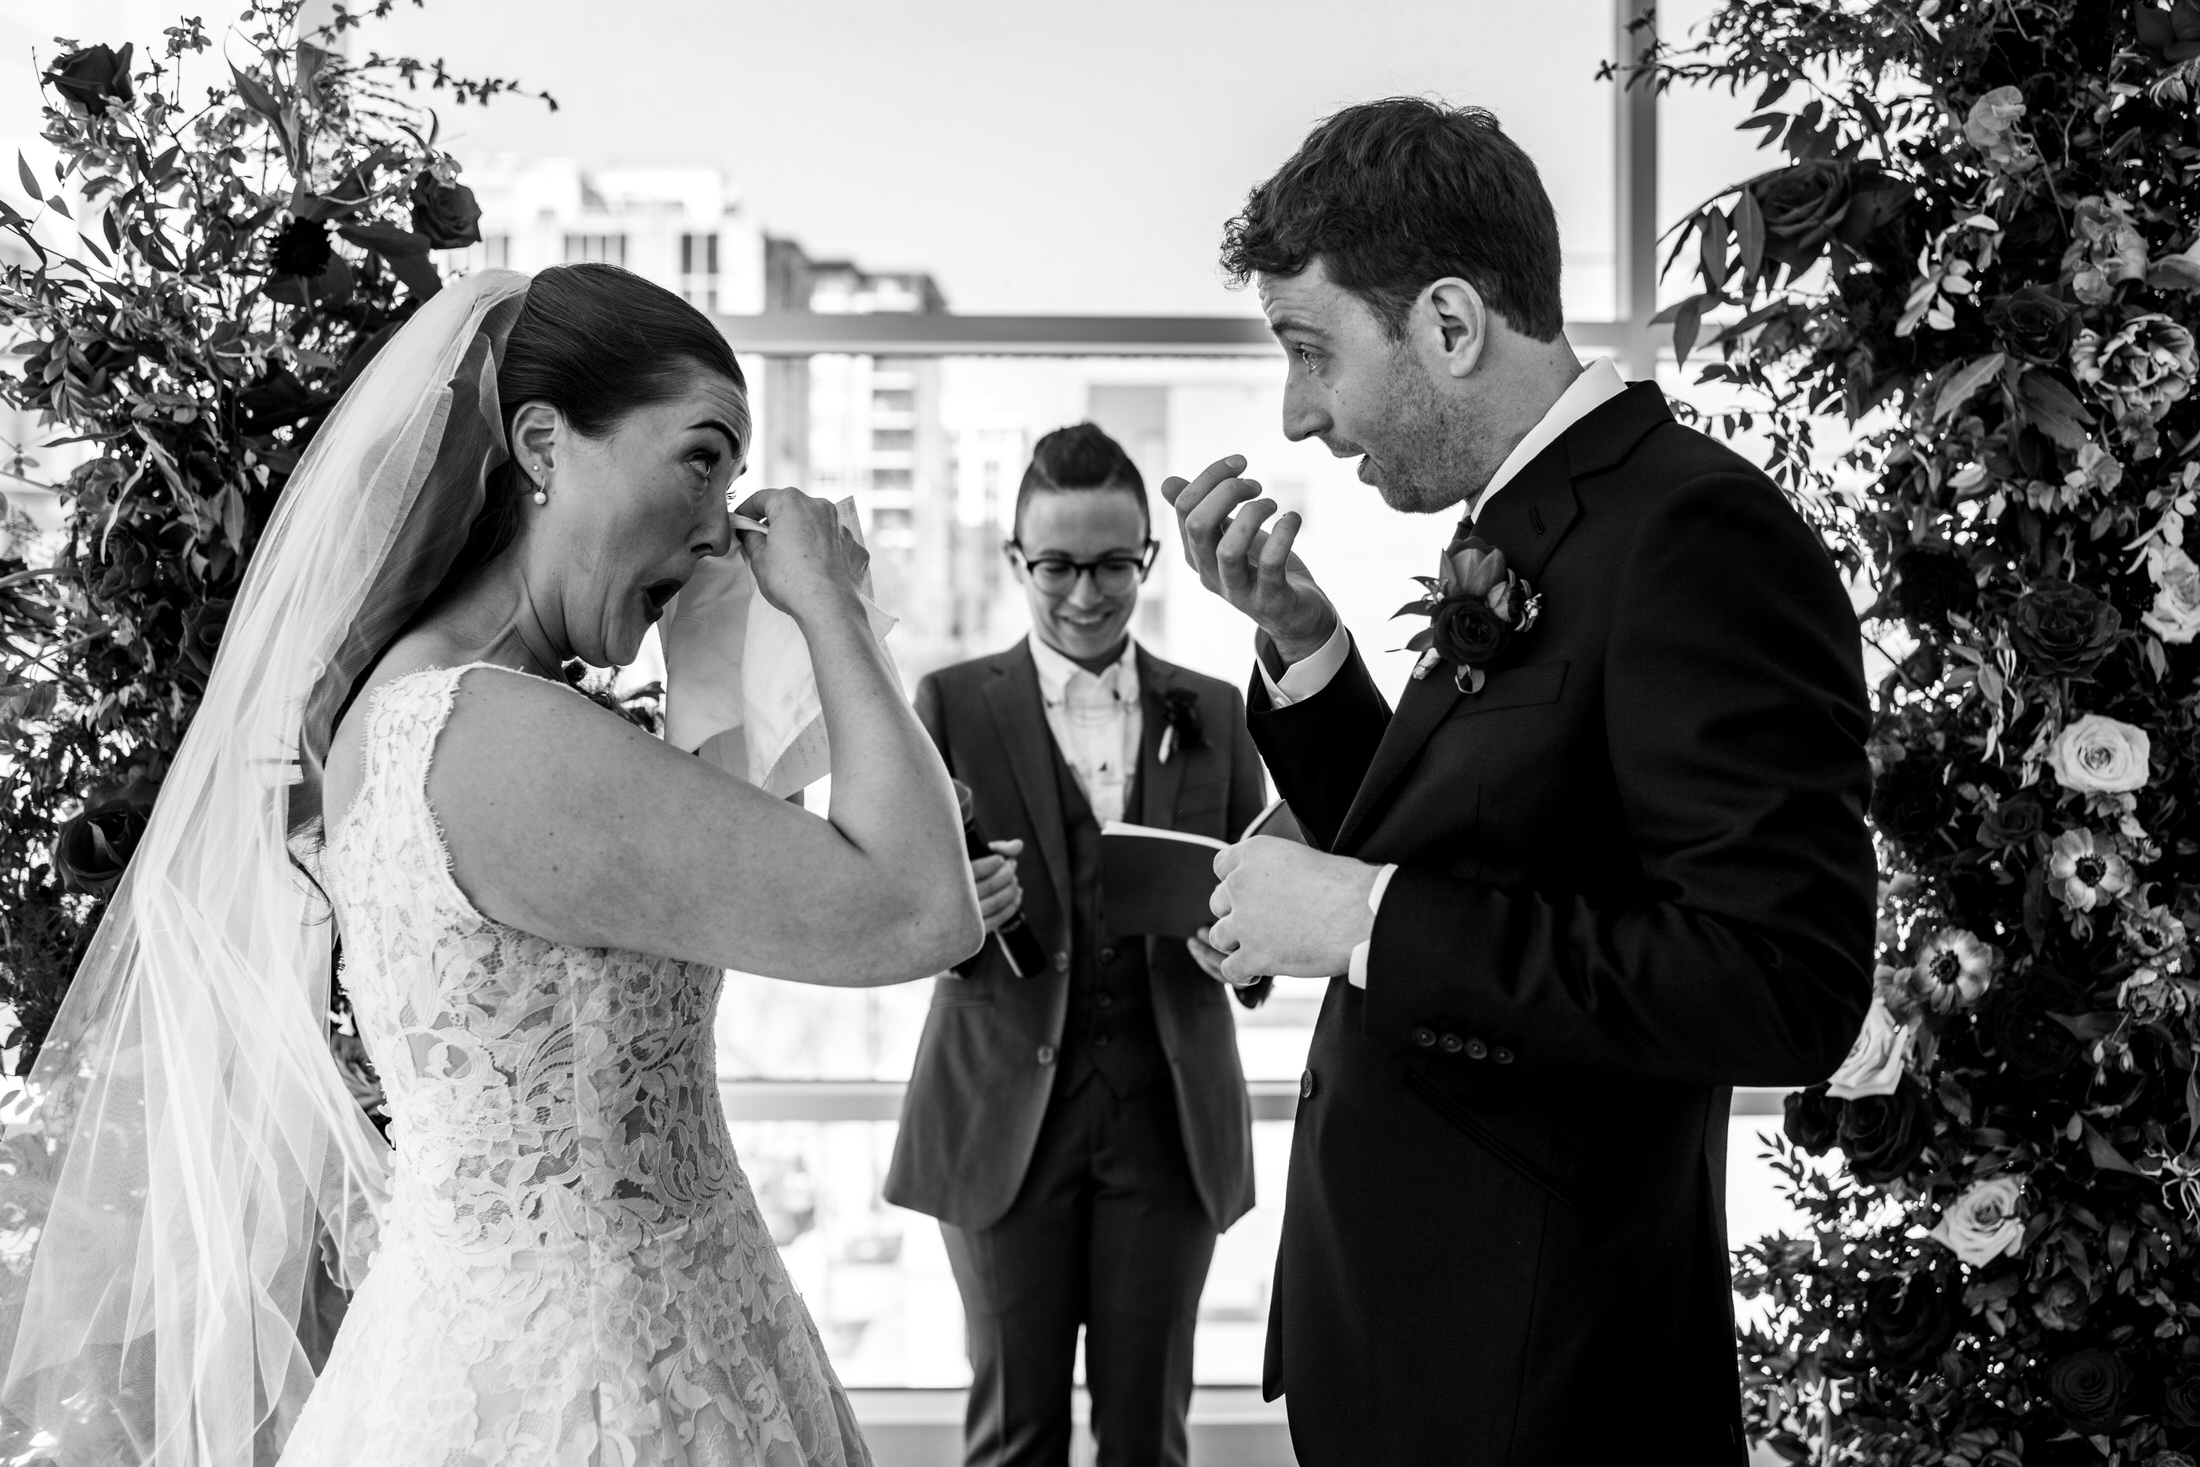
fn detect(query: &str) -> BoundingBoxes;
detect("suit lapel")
[1332,669,1461,854]
[1328,394,1630,854]
[1134,648,1187,831]
[982,641,1073,922]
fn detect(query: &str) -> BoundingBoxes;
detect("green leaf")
[16,151,39,199]
[229,64,296,166]
[1672,295,1705,367]
[1735,189,1766,283]
[1933,352,2006,423]
[1699,208,1731,288]
[2013,368,2096,450]
[335,223,430,258]
[2080,1120,2143,1175]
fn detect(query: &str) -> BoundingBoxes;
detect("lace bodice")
[282,664,869,1467]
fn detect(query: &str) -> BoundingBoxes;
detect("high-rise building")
[455,160,968,674]
[758,240,958,674]
[447,158,766,317]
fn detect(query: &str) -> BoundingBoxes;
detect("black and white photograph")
[0,0,2195,1463]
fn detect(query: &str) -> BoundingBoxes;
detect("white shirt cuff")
[1256,622,1351,707]
[1346,863,1399,989]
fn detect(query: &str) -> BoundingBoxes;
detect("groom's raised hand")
[1162,456,1338,665]
[1206,836,1378,985]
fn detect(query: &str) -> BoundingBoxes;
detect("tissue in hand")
[659,498,898,798]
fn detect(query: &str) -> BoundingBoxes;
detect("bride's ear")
[1423,278,1489,380]
[508,401,562,486]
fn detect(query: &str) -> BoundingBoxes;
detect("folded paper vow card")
[1099,800,1305,940]
[1099,823,1224,940]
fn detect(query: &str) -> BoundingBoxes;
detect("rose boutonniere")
[1158,687,1205,764]
[1394,537,1541,693]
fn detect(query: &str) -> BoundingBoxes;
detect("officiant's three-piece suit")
[887,637,1268,1467]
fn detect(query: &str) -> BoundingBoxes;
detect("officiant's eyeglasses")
[1007,539,1159,595]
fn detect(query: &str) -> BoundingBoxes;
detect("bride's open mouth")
[642,579,682,621]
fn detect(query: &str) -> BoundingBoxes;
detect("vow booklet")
[1099,799,1306,940]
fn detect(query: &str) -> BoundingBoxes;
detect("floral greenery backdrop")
[0,3,597,1092]
[1630,0,2200,1460]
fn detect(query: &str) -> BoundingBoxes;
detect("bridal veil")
[0,269,531,1464]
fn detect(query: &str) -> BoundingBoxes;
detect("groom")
[1166,99,1876,1464]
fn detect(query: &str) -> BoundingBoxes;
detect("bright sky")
[7,0,1652,316]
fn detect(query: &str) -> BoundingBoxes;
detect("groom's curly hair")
[1222,97,1564,342]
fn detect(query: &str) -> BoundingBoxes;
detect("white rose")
[2144,545,2200,644]
[2048,714,2151,794]
[1926,1175,2026,1266]
[1826,995,1911,1099]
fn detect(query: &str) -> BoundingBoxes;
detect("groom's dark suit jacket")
[885,639,1268,1232]
[1249,384,1874,1466]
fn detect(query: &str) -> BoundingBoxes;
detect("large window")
[360,0,1801,1411]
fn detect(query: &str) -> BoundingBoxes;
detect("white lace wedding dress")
[280,664,871,1467]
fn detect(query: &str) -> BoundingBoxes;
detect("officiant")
[885,422,1270,1467]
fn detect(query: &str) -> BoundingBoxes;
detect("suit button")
[1465,1038,1489,1061]
[1492,1045,1515,1065]
[1053,951,1070,975]
[1036,1045,1056,1066]
[1300,1069,1316,1099]
[1100,946,1119,964]
[1411,1025,1437,1048]
[1096,991,1115,1008]
[1094,1030,1113,1049]
[1438,1033,1464,1055]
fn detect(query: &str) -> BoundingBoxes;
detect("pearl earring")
[531,462,547,506]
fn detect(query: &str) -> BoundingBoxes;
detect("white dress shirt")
[1030,634,1142,825]
[1254,357,1629,985]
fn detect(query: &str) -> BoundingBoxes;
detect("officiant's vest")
[1048,738,1168,1099]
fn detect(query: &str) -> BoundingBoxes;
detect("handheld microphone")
[953,780,1050,979]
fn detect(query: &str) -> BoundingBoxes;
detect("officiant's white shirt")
[1030,633,1142,826]
[1253,356,1627,986]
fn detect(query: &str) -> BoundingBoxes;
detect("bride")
[0,264,982,1466]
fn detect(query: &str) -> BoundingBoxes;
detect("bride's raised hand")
[734,487,872,621]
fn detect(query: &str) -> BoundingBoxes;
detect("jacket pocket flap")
[1446,660,1567,717]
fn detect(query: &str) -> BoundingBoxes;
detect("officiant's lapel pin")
[1158,686,1205,764]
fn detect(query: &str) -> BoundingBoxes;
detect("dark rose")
[2164,1369,2200,1427]
[1783,1084,1842,1155]
[1982,967,2087,1079]
[1979,793,2046,849]
[87,518,190,607]
[1838,1074,1931,1185]
[50,774,160,897]
[1860,1272,1957,1371]
[2149,1454,2198,1467]
[1890,548,1978,625]
[2030,1272,2091,1332]
[1746,162,1911,275]
[182,600,231,683]
[2046,1348,2131,1431]
[45,43,134,117]
[1838,1087,1930,1186]
[1431,597,1507,665]
[2137,0,2200,66]
[1160,687,1206,754]
[2008,580,2120,677]
[270,217,334,278]
[409,173,483,250]
[1986,285,2081,365]
[1870,751,1949,846]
